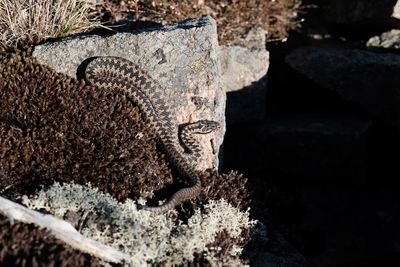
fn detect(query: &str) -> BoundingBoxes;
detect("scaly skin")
[85,56,219,212]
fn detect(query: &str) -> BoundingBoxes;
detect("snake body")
[85,56,219,212]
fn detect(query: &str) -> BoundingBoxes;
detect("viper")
[85,56,219,212]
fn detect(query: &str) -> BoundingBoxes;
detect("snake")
[85,56,220,212]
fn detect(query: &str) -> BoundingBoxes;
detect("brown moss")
[0,51,255,266]
[0,51,173,201]
[99,0,302,44]
[200,169,251,210]
[0,214,112,266]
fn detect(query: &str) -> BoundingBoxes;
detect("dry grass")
[0,0,302,48]
[0,0,100,48]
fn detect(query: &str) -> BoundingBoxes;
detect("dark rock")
[251,230,307,267]
[266,116,371,184]
[225,77,267,125]
[286,47,400,129]
[224,116,371,184]
[322,0,400,24]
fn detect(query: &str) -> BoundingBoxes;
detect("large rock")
[322,0,400,24]
[286,47,400,129]
[218,27,269,93]
[33,16,224,171]
[219,27,269,125]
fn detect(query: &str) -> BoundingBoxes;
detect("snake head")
[196,120,220,134]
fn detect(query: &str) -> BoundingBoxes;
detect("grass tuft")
[0,0,100,47]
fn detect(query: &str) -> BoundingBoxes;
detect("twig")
[0,195,145,266]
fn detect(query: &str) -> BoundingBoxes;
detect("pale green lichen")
[190,60,208,72]
[23,182,261,266]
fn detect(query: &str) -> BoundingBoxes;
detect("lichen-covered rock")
[218,27,269,93]
[32,16,224,172]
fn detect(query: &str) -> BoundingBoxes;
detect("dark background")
[224,1,400,266]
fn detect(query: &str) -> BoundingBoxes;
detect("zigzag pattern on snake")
[85,56,220,212]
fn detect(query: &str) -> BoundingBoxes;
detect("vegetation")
[0,215,105,266]
[0,0,302,264]
[0,51,254,265]
[98,0,303,44]
[24,182,258,266]
[0,51,172,201]
[0,0,99,48]
[0,0,302,48]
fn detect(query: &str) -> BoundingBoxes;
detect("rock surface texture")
[322,0,400,23]
[221,27,269,125]
[218,27,269,93]
[286,47,400,129]
[33,16,224,171]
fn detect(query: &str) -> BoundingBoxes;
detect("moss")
[199,170,251,210]
[0,51,173,201]
[0,51,258,265]
[0,214,110,266]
